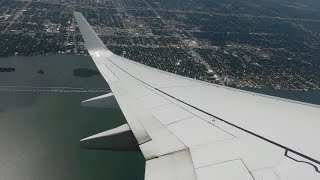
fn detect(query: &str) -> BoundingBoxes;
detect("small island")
[0,67,15,72]
[73,68,100,77]
[37,70,45,75]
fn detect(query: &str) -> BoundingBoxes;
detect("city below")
[0,0,320,90]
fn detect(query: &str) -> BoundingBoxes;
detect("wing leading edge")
[74,12,320,180]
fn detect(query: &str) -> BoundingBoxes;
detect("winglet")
[74,12,113,56]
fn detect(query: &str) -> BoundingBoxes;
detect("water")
[0,55,105,88]
[0,55,319,180]
[0,55,144,180]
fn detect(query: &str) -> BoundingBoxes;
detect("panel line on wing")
[103,64,118,80]
[194,158,241,169]
[163,116,195,126]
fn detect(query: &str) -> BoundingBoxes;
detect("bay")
[0,55,144,180]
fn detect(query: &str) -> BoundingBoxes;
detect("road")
[0,86,109,93]
[2,1,31,33]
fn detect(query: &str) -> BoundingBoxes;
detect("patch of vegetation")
[0,67,15,72]
[73,68,100,77]
[37,69,44,74]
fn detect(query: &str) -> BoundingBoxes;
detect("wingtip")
[73,11,80,16]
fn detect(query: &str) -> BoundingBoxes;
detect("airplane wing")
[74,12,320,180]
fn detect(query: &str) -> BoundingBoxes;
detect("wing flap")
[145,150,197,180]
[166,116,234,148]
[195,159,254,180]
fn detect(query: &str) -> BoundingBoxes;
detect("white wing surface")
[74,12,320,180]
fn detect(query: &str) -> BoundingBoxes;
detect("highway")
[0,86,109,93]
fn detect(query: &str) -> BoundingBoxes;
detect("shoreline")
[1,54,319,91]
